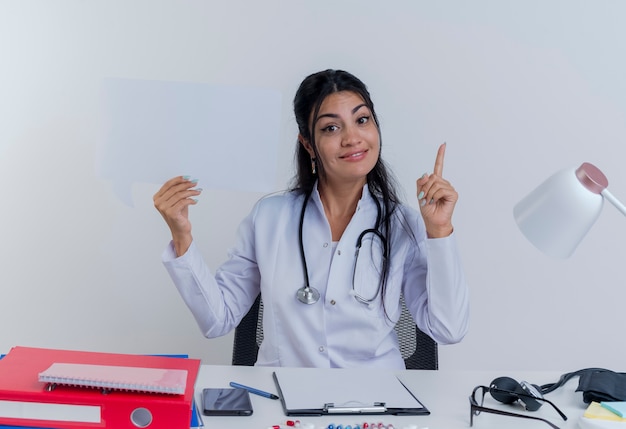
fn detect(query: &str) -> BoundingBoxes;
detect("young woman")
[154,69,469,369]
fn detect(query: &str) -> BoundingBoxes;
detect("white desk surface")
[195,365,589,429]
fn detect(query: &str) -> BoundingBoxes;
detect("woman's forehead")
[318,91,365,111]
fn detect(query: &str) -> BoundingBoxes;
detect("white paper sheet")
[97,78,282,206]
[273,367,426,413]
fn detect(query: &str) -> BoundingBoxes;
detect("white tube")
[601,188,626,216]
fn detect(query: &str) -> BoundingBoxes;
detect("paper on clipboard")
[272,367,429,416]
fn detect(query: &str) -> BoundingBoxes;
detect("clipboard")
[272,368,430,416]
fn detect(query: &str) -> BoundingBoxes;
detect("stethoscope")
[296,190,388,305]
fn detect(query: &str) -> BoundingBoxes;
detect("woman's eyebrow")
[351,103,367,114]
[315,103,368,123]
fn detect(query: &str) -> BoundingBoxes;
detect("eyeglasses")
[469,385,568,429]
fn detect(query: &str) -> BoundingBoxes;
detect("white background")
[1,1,625,372]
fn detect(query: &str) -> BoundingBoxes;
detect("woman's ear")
[299,134,315,158]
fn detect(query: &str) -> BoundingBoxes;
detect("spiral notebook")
[38,362,188,394]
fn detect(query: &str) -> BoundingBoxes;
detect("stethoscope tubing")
[296,189,387,305]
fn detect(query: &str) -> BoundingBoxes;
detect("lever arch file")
[272,367,429,416]
[0,346,201,429]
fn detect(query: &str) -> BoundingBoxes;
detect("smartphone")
[202,387,254,416]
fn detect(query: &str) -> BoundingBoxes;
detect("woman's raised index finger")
[433,142,447,176]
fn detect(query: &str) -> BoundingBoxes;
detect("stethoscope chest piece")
[296,285,320,305]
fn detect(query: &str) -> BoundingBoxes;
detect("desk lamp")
[514,162,626,258]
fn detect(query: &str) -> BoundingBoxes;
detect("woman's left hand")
[416,143,457,238]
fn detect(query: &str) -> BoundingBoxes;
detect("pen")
[229,381,279,400]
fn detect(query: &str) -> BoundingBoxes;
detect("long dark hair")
[291,69,405,318]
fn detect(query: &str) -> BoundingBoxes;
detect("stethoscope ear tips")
[349,289,376,308]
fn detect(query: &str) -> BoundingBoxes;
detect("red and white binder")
[0,346,201,429]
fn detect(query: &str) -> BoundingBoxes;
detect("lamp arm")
[601,189,626,216]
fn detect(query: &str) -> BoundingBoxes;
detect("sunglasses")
[469,385,568,429]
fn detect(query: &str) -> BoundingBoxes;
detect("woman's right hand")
[153,176,202,256]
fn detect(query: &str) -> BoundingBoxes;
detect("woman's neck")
[317,180,365,241]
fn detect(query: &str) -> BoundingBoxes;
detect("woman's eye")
[322,124,338,133]
[357,116,370,125]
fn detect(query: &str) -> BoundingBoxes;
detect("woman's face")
[302,91,380,188]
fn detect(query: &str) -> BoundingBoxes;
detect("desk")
[195,365,589,429]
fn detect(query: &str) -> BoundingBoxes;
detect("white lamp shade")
[513,163,608,258]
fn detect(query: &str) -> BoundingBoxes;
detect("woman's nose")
[341,124,361,146]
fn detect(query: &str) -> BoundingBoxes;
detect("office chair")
[232,294,438,370]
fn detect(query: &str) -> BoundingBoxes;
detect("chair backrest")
[231,294,438,370]
[231,294,264,367]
